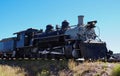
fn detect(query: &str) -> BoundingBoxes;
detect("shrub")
[37,69,49,76]
[111,64,120,76]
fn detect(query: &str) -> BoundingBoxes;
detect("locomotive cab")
[14,28,38,48]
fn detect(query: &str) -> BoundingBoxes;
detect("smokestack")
[78,15,84,26]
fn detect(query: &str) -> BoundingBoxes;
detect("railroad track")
[0,57,120,63]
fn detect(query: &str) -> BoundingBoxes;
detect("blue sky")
[0,0,120,53]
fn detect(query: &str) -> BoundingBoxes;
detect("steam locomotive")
[0,15,113,59]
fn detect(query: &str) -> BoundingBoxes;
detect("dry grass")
[0,59,68,76]
[0,59,119,76]
[0,65,26,76]
[67,60,119,76]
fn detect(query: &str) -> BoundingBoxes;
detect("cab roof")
[13,28,39,35]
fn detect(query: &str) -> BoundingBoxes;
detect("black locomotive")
[0,15,113,59]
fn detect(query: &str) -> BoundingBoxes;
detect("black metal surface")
[80,42,108,59]
[33,35,69,48]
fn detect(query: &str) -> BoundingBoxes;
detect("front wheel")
[72,49,81,59]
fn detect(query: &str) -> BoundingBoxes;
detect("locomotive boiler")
[0,15,113,60]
